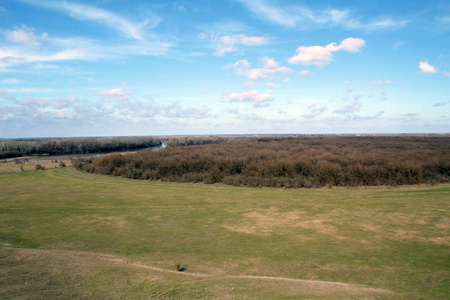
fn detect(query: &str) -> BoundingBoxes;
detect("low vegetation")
[0,166,448,298]
[0,158,72,174]
[74,135,450,188]
[0,136,162,157]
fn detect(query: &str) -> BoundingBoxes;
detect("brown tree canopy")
[74,135,450,188]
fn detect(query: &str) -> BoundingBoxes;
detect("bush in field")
[175,263,185,272]
[74,135,450,188]
[35,164,45,170]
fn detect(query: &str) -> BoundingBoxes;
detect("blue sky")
[0,0,449,138]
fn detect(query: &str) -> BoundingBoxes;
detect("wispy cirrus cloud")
[200,33,268,56]
[0,1,171,72]
[289,38,365,66]
[0,46,96,64]
[235,0,409,31]
[17,0,160,40]
[370,80,392,85]
[1,27,171,71]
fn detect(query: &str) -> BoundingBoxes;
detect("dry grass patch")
[0,158,72,174]
[0,246,394,299]
[223,208,304,236]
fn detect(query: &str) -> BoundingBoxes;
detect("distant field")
[1,164,449,299]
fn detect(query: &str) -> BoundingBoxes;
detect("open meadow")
[0,164,449,299]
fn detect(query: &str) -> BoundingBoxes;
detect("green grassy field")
[1,165,449,299]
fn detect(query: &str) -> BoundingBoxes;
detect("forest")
[0,136,162,158]
[73,135,450,188]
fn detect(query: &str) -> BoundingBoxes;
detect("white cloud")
[233,113,265,121]
[294,99,324,103]
[5,26,35,44]
[234,0,302,28]
[235,0,408,31]
[289,38,365,66]
[18,98,50,108]
[222,59,251,71]
[333,99,361,114]
[265,82,280,89]
[53,95,78,109]
[227,90,274,107]
[432,101,449,107]
[207,34,267,56]
[363,18,409,30]
[299,70,311,76]
[418,61,437,74]
[19,0,159,40]
[444,71,450,77]
[301,105,327,119]
[173,2,186,12]
[370,80,392,85]
[0,88,54,94]
[0,29,171,71]
[215,45,238,57]
[240,36,267,46]
[0,38,102,69]
[36,64,58,69]
[338,38,366,52]
[164,103,215,119]
[353,93,364,101]
[95,88,133,101]
[224,56,293,80]
[1,78,22,85]
[46,110,78,120]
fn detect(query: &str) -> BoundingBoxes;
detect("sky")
[0,0,449,138]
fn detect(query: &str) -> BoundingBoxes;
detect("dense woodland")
[73,135,450,188]
[0,136,162,158]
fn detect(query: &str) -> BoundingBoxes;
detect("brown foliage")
[74,135,450,188]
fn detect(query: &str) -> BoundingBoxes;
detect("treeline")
[73,135,450,188]
[0,136,162,157]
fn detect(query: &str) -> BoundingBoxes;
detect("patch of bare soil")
[223,207,339,237]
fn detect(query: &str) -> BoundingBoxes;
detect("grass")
[0,163,449,299]
[0,158,72,174]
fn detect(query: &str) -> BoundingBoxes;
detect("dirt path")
[3,245,393,295]
[97,251,392,294]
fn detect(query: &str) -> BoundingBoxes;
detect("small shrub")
[35,164,45,170]
[59,161,66,167]
[175,263,185,272]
